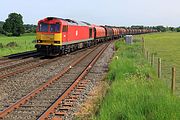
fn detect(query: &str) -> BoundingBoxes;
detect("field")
[134,32,180,95]
[95,41,180,120]
[0,33,35,57]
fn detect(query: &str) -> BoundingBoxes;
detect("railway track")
[0,45,100,80]
[0,46,96,112]
[0,42,111,120]
[0,50,39,66]
[0,57,51,80]
[0,56,44,70]
[0,50,38,60]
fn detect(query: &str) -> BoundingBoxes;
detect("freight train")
[35,17,156,56]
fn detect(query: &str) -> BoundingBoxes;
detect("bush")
[176,28,180,32]
[6,42,18,47]
[4,32,12,36]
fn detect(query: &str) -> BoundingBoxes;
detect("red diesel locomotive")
[35,17,156,56]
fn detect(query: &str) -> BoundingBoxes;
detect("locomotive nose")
[38,34,54,41]
[36,33,62,45]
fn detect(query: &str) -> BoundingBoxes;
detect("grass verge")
[95,41,180,120]
[134,32,180,95]
[0,33,35,57]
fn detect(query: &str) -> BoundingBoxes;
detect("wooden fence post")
[171,67,176,94]
[146,51,149,61]
[142,37,145,53]
[143,49,146,57]
[151,54,154,67]
[158,58,161,78]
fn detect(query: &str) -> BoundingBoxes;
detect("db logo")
[76,30,78,36]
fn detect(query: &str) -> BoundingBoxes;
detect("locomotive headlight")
[54,41,60,44]
[37,40,42,43]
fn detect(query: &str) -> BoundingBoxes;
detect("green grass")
[95,41,180,120]
[0,33,36,57]
[134,32,180,95]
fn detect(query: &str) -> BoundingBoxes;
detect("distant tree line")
[131,25,180,32]
[0,13,37,36]
[24,24,37,33]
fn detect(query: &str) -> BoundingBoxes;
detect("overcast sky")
[0,0,180,27]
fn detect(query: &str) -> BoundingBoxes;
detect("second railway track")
[0,42,111,120]
[0,56,57,80]
[0,50,39,65]
[0,44,103,80]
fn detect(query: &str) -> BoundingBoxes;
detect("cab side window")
[62,25,68,32]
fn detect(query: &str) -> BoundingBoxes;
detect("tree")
[3,13,25,36]
[176,27,180,32]
[24,24,37,33]
[0,21,4,34]
[169,27,175,31]
[155,26,166,32]
[0,27,3,34]
[131,25,144,29]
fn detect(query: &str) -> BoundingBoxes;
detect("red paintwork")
[62,25,93,43]
[125,29,129,35]
[129,29,133,34]
[94,26,106,38]
[119,28,126,35]
[37,17,157,46]
[104,27,113,37]
[37,18,94,44]
[112,28,119,36]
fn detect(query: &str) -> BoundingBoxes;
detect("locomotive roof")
[64,19,90,26]
[40,17,91,26]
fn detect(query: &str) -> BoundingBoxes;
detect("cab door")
[89,28,92,38]
[62,25,68,43]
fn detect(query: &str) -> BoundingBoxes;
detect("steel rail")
[4,50,37,59]
[0,45,98,118]
[0,51,38,65]
[38,43,110,120]
[0,57,61,80]
[0,58,39,72]
[0,59,17,66]
[0,45,100,80]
